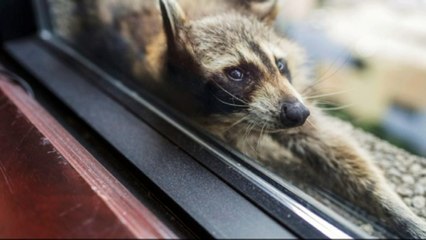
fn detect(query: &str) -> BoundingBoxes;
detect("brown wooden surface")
[0,75,177,239]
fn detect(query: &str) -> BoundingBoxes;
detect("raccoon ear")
[244,0,279,24]
[159,0,187,50]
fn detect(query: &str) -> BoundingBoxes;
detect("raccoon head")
[160,0,310,130]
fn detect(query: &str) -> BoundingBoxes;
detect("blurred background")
[276,0,426,157]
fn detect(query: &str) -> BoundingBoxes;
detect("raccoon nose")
[280,101,310,127]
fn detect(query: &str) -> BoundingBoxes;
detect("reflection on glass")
[46,0,426,238]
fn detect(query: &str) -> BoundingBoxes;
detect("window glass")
[46,0,426,238]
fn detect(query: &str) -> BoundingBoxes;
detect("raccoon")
[69,0,426,238]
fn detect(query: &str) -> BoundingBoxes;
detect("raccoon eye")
[277,59,291,81]
[277,59,288,73]
[226,68,244,82]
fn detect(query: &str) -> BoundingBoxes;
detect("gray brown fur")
[72,0,426,238]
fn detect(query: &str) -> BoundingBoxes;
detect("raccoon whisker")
[246,123,258,153]
[256,123,267,151]
[302,56,352,96]
[263,127,286,134]
[302,70,347,96]
[304,89,354,100]
[301,77,332,95]
[316,53,352,84]
[314,100,354,110]
[242,122,255,148]
[306,118,317,129]
[225,114,251,132]
[313,99,340,105]
[318,103,355,111]
[263,125,306,134]
[212,81,249,104]
[214,95,249,108]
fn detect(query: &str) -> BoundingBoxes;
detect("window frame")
[3,0,370,238]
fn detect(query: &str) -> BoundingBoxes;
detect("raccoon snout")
[280,101,310,128]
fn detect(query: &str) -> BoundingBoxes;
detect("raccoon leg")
[270,128,426,238]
